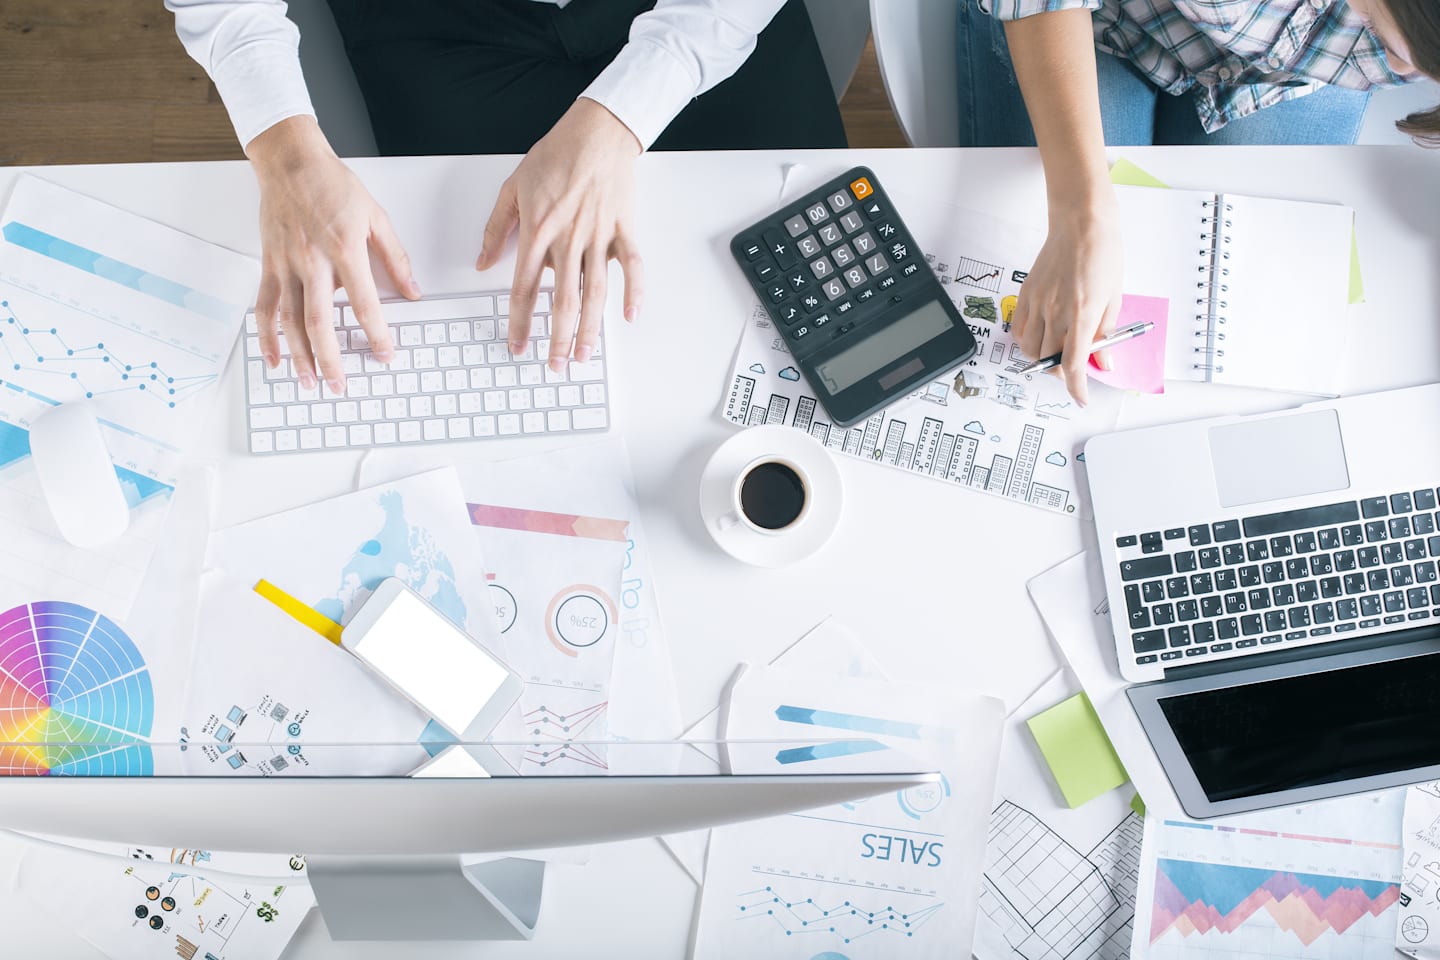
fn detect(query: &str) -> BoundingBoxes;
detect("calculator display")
[814,299,953,396]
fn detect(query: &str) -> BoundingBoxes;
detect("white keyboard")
[242,290,609,455]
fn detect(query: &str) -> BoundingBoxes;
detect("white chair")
[868,0,1439,148]
[287,0,869,158]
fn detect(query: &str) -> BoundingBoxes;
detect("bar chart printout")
[1135,792,1405,960]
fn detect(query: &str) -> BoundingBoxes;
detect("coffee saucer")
[699,425,843,568]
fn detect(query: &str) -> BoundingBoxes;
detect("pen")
[1014,321,1155,375]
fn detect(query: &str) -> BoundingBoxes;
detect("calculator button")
[800,292,822,313]
[827,189,853,213]
[818,223,842,246]
[876,221,898,240]
[741,239,763,260]
[767,283,788,304]
[888,240,910,262]
[849,176,874,201]
[763,229,796,267]
[832,245,855,268]
[754,260,778,281]
[821,277,846,301]
[852,232,877,256]
[779,303,802,325]
[840,211,863,234]
[861,199,883,219]
[843,266,867,289]
[856,288,875,303]
[804,202,829,225]
[786,270,810,292]
[813,313,833,329]
[902,262,922,278]
[878,275,897,291]
[864,253,889,276]
[835,300,855,316]
[783,215,807,238]
[793,324,811,340]
[809,256,834,279]
[797,235,821,257]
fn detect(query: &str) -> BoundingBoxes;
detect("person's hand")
[248,116,420,394]
[1011,194,1124,406]
[476,97,644,372]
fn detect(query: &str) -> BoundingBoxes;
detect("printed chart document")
[694,664,1003,958]
[0,176,257,619]
[722,203,1132,518]
[975,672,1144,960]
[1398,782,1440,958]
[16,838,311,960]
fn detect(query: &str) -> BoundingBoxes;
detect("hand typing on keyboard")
[475,98,644,374]
[248,116,422,396]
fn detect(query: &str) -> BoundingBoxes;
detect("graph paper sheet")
[720,202,1127,519]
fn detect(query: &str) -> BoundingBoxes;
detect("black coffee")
[739,461,808,530]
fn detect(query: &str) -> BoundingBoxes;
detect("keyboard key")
[1365,521,1388,542]
[1264,610,1287,632]
[1287,607,1311,629]
[435,394,458,417]
[249,407,284,430]
[1333,549,1356,571]
[1392,492,1414,513]
[1168,625,1191,648]
[1192,622,1216,645]
[1384,590,1406,612]
[522,411,546,434]
[1243,500,1358,536]
[299,427,323,450]
[1188,524,1211,546]
[1245,539,1268,561]
[1217,618,1239,639]
[573,407,608,430]
[1312,601,1335,623]
[1336,598,1359,619]
[1285,557,1309,579]
[559,385,582,406]
[1261,562,1285,583]
[1368,569,1390,591]
[1247,588,1270,609]
[1190,573,1214,594]
[547,410,571,432]
[1241,614,1263,636]
[498,413,521,436]
[1390,516,1412,539]
[508,389,532,411]
[1121,556,1173,581]
[1132,630,1166,654]
[1212,519,1241,541]
[1175,551,1197,573]
[569,359,605,382]
[1198,548,1222,569]
[324,426,348,447]
[1361,496,1390,518]
[1342,524,1365,546]
[1238,565,1260,587]
[1409,587,1430,609]
[1185,647,1210,658]
[250,431,274,454]
[1293,531,1317,553]
[1176,599,1199,621]
[1296,581,1318,602]
[1416,513,1435,535]
[1140,532,1163,554]
[1164,527,1186,540]
[1215,569,1239,592]
[423,419,445,441]
[1201,596,1223,618]
[1343,572,1366,594]
[1223,592,1247,613]
[1309,554,1333,575]
[1222,544,1245,565]
[1393,565,1415,587]
[1361,594,1383,617]
[1268,535,1293,557]
[1272,584,1296,606]
[1418,561,1437,583]
[1317,528,1340,550]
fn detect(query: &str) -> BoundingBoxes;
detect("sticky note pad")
[1087,293,1169,395]
[1109,157,1169,189]
[1026,692,1128,808]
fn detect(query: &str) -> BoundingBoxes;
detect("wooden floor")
[0,0,907,166]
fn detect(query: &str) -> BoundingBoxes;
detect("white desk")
[1,146,1437,958]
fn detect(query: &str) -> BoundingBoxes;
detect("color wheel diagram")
[0,601,155,775]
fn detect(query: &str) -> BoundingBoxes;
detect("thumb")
[371,211,421,300]
[477,179,519,271]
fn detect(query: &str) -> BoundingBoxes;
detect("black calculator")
[730,167,977,428]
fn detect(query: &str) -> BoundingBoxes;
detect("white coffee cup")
[714,455,813,536]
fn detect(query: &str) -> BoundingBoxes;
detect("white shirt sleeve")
[166,0,315,150]
[580,0,790,150]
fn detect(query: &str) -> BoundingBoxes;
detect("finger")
[338,249,394,363]
[477,178,520,271]
[371,211,420,301]
[279,276,316,391]
[574,244,607,363]
[303,267,346,395]
[507,224,548,357]
[545,241,584,371]
[1060,310,1095,406]
[255,267,282,368]
[612,224,644,323]
[1093,297,1123,372]
[1011,291,1031,343]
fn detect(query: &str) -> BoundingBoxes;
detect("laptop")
[1086,383,1440,818]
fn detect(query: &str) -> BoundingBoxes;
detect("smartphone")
[341,577,522,742]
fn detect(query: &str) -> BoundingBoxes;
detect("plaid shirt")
[986,0,1408,132]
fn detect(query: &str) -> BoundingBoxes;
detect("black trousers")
[325,0,848,155]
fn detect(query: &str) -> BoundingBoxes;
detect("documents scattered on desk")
[1398,782,1440,958]
[975,672,1144,960]
[14,837,312,960]
[1113,181,1354,395]
[693,663,1003,958]
[723,202,1128,518]
[0,176,257,618]
[1134,791,1404,959]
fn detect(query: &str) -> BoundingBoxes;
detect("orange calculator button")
[849,176,874,200]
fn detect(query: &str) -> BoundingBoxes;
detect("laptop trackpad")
[1208,409,1349,508]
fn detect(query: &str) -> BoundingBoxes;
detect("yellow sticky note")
[1026,692,1128,808]
[1109,157,1169,189]
[1349,227,1365,304]
[254,578,344,646]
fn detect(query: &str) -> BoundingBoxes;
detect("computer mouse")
[28,403,130,549]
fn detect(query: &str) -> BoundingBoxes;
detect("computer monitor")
[0,740,938,942]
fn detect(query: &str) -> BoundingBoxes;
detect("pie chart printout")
[0,601,155,775]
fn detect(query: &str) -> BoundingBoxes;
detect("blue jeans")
[954,0,1371,145]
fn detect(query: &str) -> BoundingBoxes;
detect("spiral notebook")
[1115,184,1355,396]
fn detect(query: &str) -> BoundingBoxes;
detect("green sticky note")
[1026,692,1128,808]
[1131,792,1146,817]
[1109,157,1169,189]
[1349,227,1365,304]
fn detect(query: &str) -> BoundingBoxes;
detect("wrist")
[571,97,643,159]
[247,115,334,181]
[1047,177,1119,230]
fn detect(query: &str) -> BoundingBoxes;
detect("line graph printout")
[694,664,1004,959]
[975,672,1143,960]
[1134,791,1405,960]
[0,176,257,617]
[721,203,1125,518]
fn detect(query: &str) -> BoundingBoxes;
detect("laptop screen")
[1156,650,1440,802]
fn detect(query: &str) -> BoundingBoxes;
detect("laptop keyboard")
[242,290,609,454]
[1114,487,1440,668]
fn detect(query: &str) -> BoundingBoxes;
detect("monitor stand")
[307,855,544,941]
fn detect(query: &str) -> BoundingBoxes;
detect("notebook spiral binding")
[1192,197,1233,378]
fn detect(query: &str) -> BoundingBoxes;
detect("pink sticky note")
[1088,294,1168,394]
